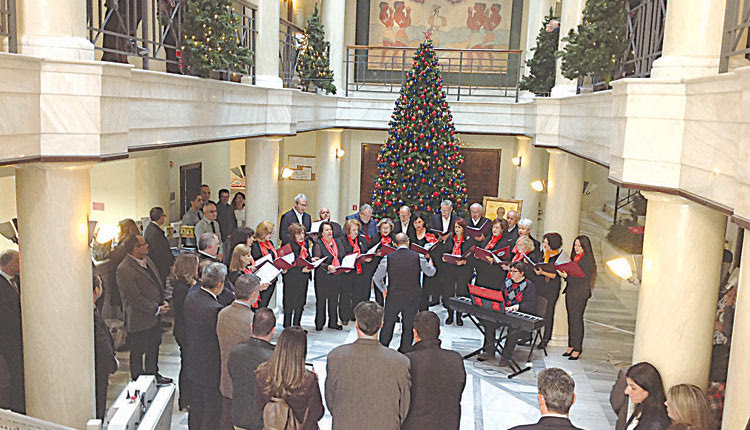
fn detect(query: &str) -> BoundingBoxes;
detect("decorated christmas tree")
[182,0,253,78]
[558,0,628,84]
[297,4,336,94]
[521,8,559,95]
[372,36,468,219]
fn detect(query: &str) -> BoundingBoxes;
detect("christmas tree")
[182,0,253,78]
[521,8,559,95]
[297,4,336,94]
[558,0,628,84]
[372,36,468,219]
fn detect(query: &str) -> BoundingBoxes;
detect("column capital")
[318,128,345,135]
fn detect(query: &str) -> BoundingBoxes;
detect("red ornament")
[390,162,397,168]
[421,179,426,183]
[375,201,382,207]
[426,206,432,211]
[462,187,468,192]
[432,191,439,197]
[438,166,443,172]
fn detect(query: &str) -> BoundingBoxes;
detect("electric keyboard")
[447,296,544,333]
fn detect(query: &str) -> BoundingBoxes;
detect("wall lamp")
[530,179,546,193]
[335,148,346,159]
[281,167,295,179]
[511,156,522,167]
[606,256,640,285]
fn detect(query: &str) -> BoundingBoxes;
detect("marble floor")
[107,215,640,429]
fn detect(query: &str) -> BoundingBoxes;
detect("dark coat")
[394,216,416,239]
[171,279,191,346]
[0,275,24,413]
[510,416,584,429]
[216,201,237,241]
[429,213,459,235]
[116,255,164,333]
[312,237,346,285]
[227,337,275,430]
[254,370,325,430]
[144,222,175,287]
[345,213,378,238]
[402,339,465,430]
[94,307,117,418]
[184,287,223,388]
[467,216,491,240]
[280,209,312,245]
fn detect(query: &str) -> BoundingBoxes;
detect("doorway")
[180,163,202,217]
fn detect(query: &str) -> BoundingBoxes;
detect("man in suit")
[182,192,204,247]
[346,203,378,238]
[196,233,235,307]
[0,249,24,413]
[403,311,465,430]
[326,301,411,430]
[93,275,118,419]
[200,184,213,208]
[144,207,175,287]
[510,368,583,430]
[317,207,343,238]
[227,308,276,430]
[216,189,237,242]
[185,262,227,430]
[116,235,172,384]
[395,205,416,239]
[195,202,224,256]
[505,209,520,244]
[467,203,491,242]
[279,193,312,244]
[429,199,459,235]
[217,274,261,430]
[373,233,436,353]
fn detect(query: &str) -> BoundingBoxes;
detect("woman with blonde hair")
[666,384,715,430]
[168,252,199,411]
[251,220,278,307]
[254,327,324,429]
[227,244,255,286]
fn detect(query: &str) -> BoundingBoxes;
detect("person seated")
[510,368,583,429]
[499,261,537,364]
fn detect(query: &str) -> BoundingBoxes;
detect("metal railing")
[345,46,523,101]
[235,0,257,81]
[279,18,303,88]
[613,186,641,225]
[0,0,16,53]
[720,0,750,72]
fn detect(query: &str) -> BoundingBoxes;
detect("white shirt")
[0,268,14,285]
[442,216,451,233]
[128,254,149,269]
[400,221,410,233]
[293,208,304,224]
[201,287,219,301]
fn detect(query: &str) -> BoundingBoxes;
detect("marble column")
[245,137,281,235]
[523,0,556,76]
[543,149,583,343]
[16,0,94,59]
[255,0,283,87]
[721,229,750,430]
[550,0,585,97]
[512,136,547,236]
[650,0,726,79]
[321,0,346,94]
[316,129,343,221]
[632,193,726,389]
[15,163,95,428]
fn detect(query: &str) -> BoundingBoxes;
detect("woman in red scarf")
[412,212,439,310]
[559,235,596,360]
[281,223,314,327]
[251,221,278,308]
[341,220,370,321]
[370,218,396,306]
[472,218,509,287]
[312,221,346,331]
[440,218,476,325]
[533,232,563,350]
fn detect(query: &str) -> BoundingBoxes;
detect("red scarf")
[452,235,464,255]
[425,233,438,244]
[487,234,502,249]
[297,240,308,260]
[380,236,392,246]
[573,251,584,263]
[348,236,362,274]
[511,247,527,263]
[259,241,278,259]
[323,237,340,266]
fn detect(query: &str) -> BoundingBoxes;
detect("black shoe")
[456,318,463,326]
[477,353,494,362]
[155,374,173,385]
[328,324,343,330]
[537,340,548,350]
[569,352,581,360]
[445,314,454,325]
[562,350,573,357]
[315,326,323,331]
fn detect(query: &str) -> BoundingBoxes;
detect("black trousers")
[128,324,162,380]
[189,383,222,430]
[481,320,500,356]
[566,291,590,351]
[259,279,276,309]
[95,372,109,419]
[339,273,355,323]
[351,274,372,310]
[177,341,192,410]
[380,295,419,353]
[314,274,341,328]
[540,284,560,342]
[501,329,522,360]
[282,272,308,327]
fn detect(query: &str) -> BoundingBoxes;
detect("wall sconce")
[335,148,346,159]
[0,219,18,244]
[530,179,546,193]
[281,167,295,179]
[606,256,640,284]
[511,156,522,167]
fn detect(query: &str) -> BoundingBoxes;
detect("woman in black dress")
[533,232,563,349]
[412,212,439,310]
[370,218,396,306]
[440,218,476,325]
[282,223,313,327]
[559,234,597,360]
[312,222,346,330]
[341,219,371,319]
[473,218,510,288]
[169,252,199,411]
[251,221,278,308]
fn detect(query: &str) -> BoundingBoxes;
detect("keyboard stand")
[462,313,532,379]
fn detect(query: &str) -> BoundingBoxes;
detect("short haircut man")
[354,301,384,336]
[413,311,439,341]
[294,193,308,205]
[198,232,220,254]
[0,249,23,413]
[360,203,373,215]
[441,199,453,208]
[252,308,276,337]
[202,262,227,290]
[149,206,166,222]
[234,273,260,301]
[509,368,580,429]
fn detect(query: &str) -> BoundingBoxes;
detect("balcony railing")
[0,0,16,53]
[279,18,303,88]
[720,0,750,72]
[345,46,523,101]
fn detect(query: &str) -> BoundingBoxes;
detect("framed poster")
[483,196,522,220]
[286,155,317,181]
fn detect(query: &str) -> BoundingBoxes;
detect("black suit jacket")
[394,217,416,240]
[279,209,312,245]
[227,337,276,430]
[94,307,117,386]
[0,275,24,412]
[144,222,175,286]
[429,213,459,235]
[184,287,224,388]
[510,416,583,430]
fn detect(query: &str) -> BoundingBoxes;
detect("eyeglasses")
[509,269,520,273]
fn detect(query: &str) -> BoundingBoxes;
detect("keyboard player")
[498,261,538,365]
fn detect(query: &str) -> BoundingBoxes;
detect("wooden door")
[180,163,202,217]
[359,143,382,207]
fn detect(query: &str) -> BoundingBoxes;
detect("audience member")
[346,203,378,238]
[341,219,372,318]
[254,327,325,430]
[217,274,261,430]
[185,262,227,430]
[373,233,436,353]
[93,275,118,419]
[665,384,715,430]
[170,252,199,411]
[231,192,246,228]
[0,249,24,413]
[201,184,213,207]
[371,217,396,306]
[510,368,582,429]
[144,206,175,287]
[198,232,221,263]
[116,235,172,384]
[402,311,465,430]
[195,202,224,255]
[280,194,312,244]
[216,188,237,241]
[228,308,276,430]
[325,301,411,430]
[182,193,204,247]
[624,362,671,430]
[251,221,279,308]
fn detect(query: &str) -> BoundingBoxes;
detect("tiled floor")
[107,214,639,429]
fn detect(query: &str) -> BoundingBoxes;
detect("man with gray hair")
[510,368,581,429]
[198,232,221,263]
[468,202,491,241]
[280,193,312,244]
[505,209,520,245]
[185,262,228,430]
[347,203,378,238]
[0,249,23,412]
[429,199,458,236]
[216,274,261,430]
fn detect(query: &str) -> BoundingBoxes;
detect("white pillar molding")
[245,137,281,233]
[650,0,727,79]
[551,0,585,97]
[15,162,95,428]
[315,129,343,221]
[255,0,284,88]
[721,229,750,430]
[633,192,726,389]
[523,0,556,76]
[512,136,547,237]
[321,0,346,94]
[16,0,94,60]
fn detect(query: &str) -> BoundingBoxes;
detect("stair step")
[603,201,633,219]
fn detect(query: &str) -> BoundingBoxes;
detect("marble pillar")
[512,136,547,237]
[543,149,583,343]
[16,0,94,59]
[321,0,346,94]
[721,229,750,430]
[633,193,726,389]
[15,163,95,428]
[650,0,726,79]
[255,0,283,87]
[550,0,585,97]
[245,137,281,234]
[316,129,343,221]
[523,0,556,76]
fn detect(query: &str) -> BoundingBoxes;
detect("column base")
[254,74,284,89]
[19,35,95,61]
[650,55,720,79]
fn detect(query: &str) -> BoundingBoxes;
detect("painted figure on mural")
[379,2,396,65]
[394,1,412,47]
